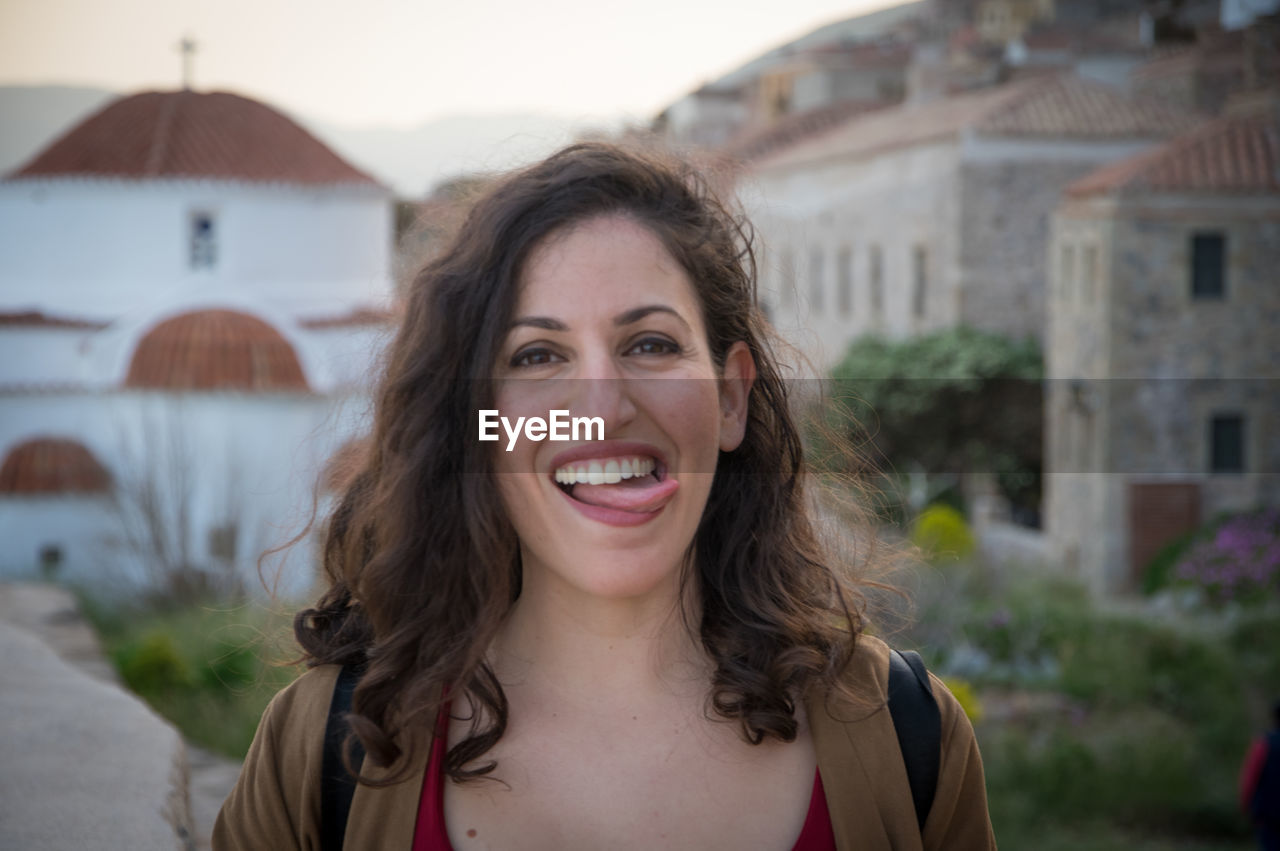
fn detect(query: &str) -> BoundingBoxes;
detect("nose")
[571,352,636,436]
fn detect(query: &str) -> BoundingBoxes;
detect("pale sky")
[0,0,905,128]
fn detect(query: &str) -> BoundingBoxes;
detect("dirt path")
[0,582,242,849]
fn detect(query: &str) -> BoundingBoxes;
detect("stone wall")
[746,134,1163,375]
[743,139,963,371]
[1045,194,1280,593]
[956,142,1151,344]
[1044,205,1115,590]
[1106,195,1280,517]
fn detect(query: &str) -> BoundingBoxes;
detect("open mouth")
[552,455,674,513]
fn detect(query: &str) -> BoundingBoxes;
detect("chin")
[523,544,690,604]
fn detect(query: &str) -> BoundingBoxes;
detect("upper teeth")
[554,456,656,486]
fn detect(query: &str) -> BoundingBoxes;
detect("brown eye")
[511,347,561,368]
[628,337,680,356]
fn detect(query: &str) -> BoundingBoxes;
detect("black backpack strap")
[321,665,366,851]
[887,648,942,832]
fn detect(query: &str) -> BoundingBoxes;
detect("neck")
[491,562,708,707]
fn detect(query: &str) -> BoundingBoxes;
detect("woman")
[214,142,996,850]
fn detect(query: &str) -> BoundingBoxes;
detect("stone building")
[0,89,393,593]
[655,2,926,147]
[1131,20,1280,115]
[739,73,1200,370]
[1045,96,1280,593]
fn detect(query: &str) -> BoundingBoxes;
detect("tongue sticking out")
[568,474,679,512]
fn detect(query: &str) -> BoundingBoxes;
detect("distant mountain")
[0,84,619,197]
[299,112,621,197]
[0,85,117,175]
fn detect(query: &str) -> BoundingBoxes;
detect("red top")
[1241,737,1270,814]
[413,707,835,850]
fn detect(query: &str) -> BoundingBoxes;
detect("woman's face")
[490,214,754,605]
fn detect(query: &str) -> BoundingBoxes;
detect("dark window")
[912,245,927,318]
[1191,233,1225,299]
[810,247,825,311]
[1210,413,1244,473]
[837,246,853,317]
[870,244,883,315]
[208,522,238,562]
[38,544,63,580]
[190,211,217,269]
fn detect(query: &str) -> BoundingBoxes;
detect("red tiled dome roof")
[0,437,112,494]
[9,90,380,186]
[125,309,309,392]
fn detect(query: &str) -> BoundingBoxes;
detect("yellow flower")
[942,676,983,723]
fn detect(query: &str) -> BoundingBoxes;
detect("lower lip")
[556,482,675,527]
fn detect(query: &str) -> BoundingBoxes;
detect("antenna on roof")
[178,36,198,90]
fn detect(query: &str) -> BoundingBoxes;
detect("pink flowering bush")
[1173,509,1280,605]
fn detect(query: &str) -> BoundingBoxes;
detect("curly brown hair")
[295,141,868,785]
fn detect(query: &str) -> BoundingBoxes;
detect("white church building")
[0,89,393,597]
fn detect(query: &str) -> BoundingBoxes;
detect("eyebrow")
[509,316,568,331]
[614,304,691,330]
[508,305,691,333]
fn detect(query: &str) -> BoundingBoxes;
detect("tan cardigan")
[213,636,996,850]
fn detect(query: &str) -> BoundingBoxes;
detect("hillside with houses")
[643,0,1279,596]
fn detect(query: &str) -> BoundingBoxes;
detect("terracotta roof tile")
[298,307,397,330]
[1068,106,1280,197]
[0,437,111,494]
[753,82,1030,170]
[7,90,381,187]
[125,309,309,392]
[753,75,1203,171]
[973,74,1202,138]
[722,100,888,164]
[0,311,109,329]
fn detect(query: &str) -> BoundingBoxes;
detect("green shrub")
[911,504,975,562]
[988,725,1098,816]
[114,632,192,695]
[983,708,1251,841]
[1230,609,1280,719]
[956,574,1092,675]
[200,641,258,691]
[1056,617,1246,734]
[909,558,1268,846]
[827,327,1043,515]
[84,595,301,759]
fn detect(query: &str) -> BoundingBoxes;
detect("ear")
[718,341,756,452]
